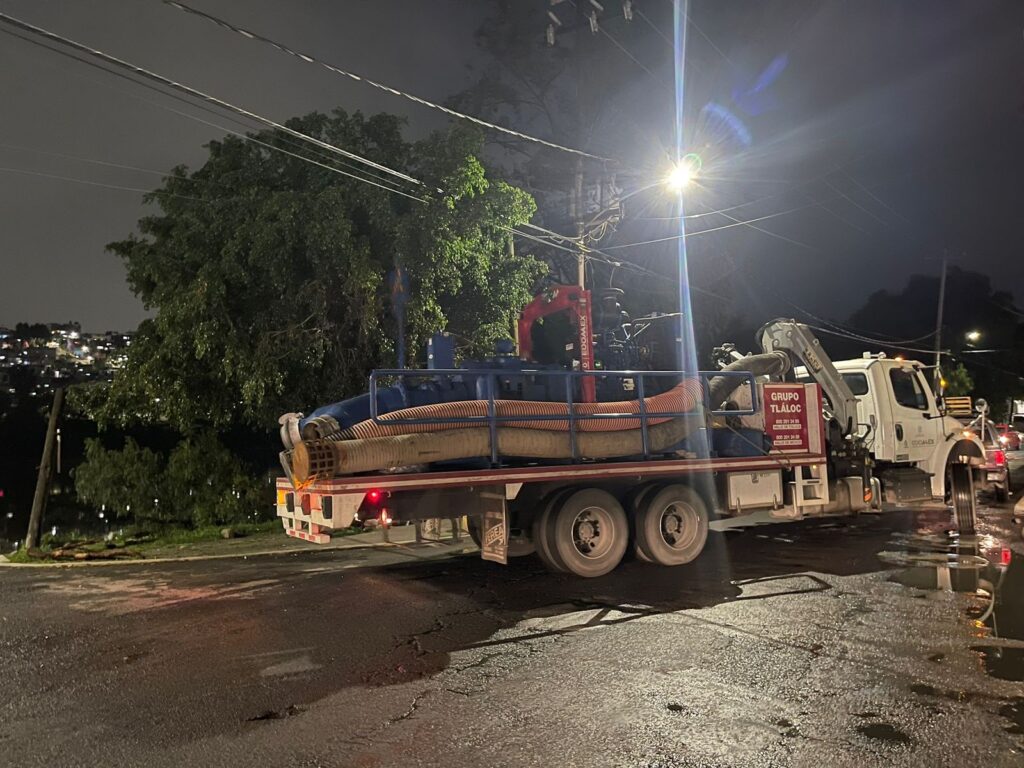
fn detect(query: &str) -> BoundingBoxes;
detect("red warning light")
[366,489,382,504]
[1002,547,1012,566]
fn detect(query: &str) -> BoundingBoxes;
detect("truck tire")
[467,517,536,558]
[532,490,573,573]
[547,489,629,578]
[634,484,709,566]
[625,483,660,563]
[995,479,1010,504]
[950,462,976,535]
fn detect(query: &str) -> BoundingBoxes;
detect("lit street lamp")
[665,152,702,192]
[966,330,982,345]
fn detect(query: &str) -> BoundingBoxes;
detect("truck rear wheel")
[532,490,572,573]
[467,517,536,558]
[546,489,629,578]
[635,484,709,566]
[625,484,660,563]
[995,472,1011,503]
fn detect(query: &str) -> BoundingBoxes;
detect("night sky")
[0,0,1022,332]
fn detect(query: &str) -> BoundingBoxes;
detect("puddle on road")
[881,519,1024,739]
[880,528,1024,684]
[856,721,913,745]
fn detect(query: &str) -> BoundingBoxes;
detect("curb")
[0,539,478,569]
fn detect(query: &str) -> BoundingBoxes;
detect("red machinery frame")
[517,284,596,402]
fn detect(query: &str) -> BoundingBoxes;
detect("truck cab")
[800,353,984,498]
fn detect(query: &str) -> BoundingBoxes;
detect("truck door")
[886,366,941,463]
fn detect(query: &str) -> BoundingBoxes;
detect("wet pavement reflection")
[878,503,1024,738]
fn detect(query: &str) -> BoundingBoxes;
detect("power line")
[0,165,203,202]
[601,201,814,250]
[0,6,722,303]
[0,12,635,276]
[0,11,424,190]
[781,298,937,346]
[1,24,429,201]
[598,26,665,85]
[842,172,915,227]
[123,85,429,200]
[822,177,890,228]
[804,325,942,357]
[990,299,1024,321]
[158,0,612,162]
[0,141,196,182]
[710,208,817,251]
[635,8,673,49]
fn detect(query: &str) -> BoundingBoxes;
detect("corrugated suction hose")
[288,354,788,483]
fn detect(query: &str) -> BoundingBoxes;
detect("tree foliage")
[848,267,1024,415]
[13,322,50,341]
[942,362,974,397]
[74,433,269,529]
[90,111,542,432]
[74,438,165,524]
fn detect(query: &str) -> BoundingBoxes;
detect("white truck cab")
[804,353,985,498]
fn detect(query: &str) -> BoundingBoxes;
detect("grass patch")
[131,520,282,548]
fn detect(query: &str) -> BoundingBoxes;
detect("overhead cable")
[602,202,813,250]
[159,0,613,162]
[0,165,203,202]
[804,325,941,357]
[0,25,430,202]
[0,11,425,189]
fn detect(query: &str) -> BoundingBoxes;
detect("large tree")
[847,267,1024,416]
[89,111,543,433]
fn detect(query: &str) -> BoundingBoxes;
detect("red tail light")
[992,449,1006,466]
[1002,547,1013,566]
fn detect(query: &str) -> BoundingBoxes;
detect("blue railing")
[367,368,758,463]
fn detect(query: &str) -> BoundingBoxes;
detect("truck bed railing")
[368,368,757,462]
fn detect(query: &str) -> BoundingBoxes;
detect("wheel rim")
[658,502,699,551]
[571,506,617,560]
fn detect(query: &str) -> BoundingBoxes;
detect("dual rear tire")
[532,484,710,578]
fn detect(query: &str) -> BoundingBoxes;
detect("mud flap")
[478,490,509,565]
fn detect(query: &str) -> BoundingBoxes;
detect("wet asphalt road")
[2,473,1024,767]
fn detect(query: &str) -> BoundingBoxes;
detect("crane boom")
[756,319,860,438]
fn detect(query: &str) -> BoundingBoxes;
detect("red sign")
[764,384,810,453]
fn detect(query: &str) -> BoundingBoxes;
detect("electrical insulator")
[623,0,634,21]
[546,23,556,45]
[588,10,599,33]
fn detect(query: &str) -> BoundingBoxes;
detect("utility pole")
[933,253,947,390]
[546,1,631,290]
[25,386,63,550]
[574,156,586,288]
[573,0,587,289]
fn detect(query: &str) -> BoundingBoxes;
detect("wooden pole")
[25,387,63,549]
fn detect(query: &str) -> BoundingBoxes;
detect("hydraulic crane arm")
[757,319,859,438]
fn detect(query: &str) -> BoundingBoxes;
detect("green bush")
[75,431,272,530]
